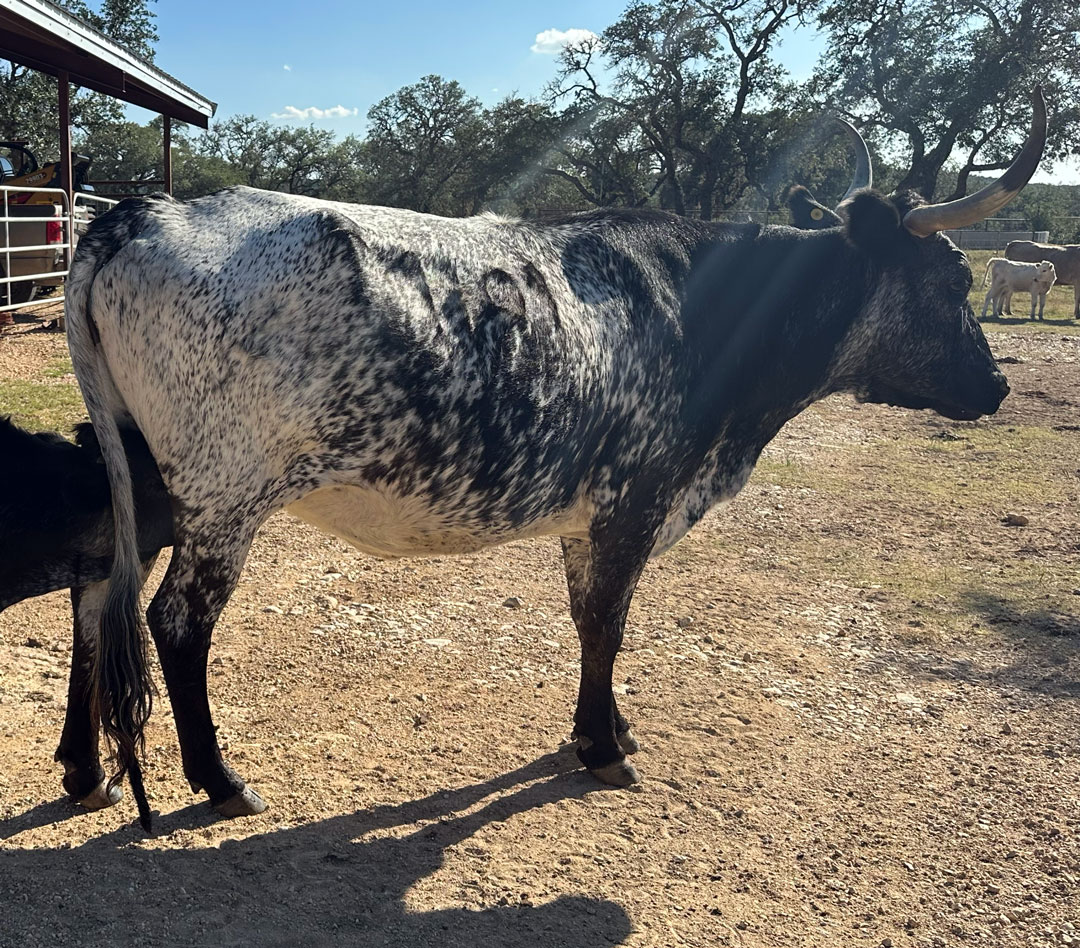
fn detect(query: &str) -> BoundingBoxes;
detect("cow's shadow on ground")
[962,589,1079,641]
[0,750,633,947]
[977,315,1074,327]
[889,587,1079,698]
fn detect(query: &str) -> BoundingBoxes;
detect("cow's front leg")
[54,581,120,809]
[147,529,266,818]
[561,536,649,787]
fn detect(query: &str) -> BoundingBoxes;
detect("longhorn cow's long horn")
[902,86,1047,238]
[837,118,872,202]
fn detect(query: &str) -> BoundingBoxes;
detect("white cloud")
[283,64,292,71]
[271,105,358,120]
[531,27,598,55]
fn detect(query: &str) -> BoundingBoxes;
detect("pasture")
[0,309,1077,947]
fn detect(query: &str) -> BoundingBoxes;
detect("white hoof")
[617,729,641,755]
[590,760,641,787]
[78,779,123,811]
[212,786,267,818]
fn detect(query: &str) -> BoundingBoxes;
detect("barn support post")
[58,70,72,205]
[163,114,173,195]
[57,70,72,331]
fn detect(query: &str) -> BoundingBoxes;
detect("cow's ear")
[842,191,903,260]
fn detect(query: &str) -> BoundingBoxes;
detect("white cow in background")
[981,257,1057,320]
[1006,241,1080,319]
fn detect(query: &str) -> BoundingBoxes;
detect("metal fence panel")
[1,185,116,316]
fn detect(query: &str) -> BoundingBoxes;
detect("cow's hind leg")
[572,692,640,754]
[148,525,266,818]
[54,581,121,809]
[562,536,649,787]
[995,288,1010,318]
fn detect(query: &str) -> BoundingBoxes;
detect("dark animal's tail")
[65,199,170,831]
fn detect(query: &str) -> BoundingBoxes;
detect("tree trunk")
[895,132,958,201]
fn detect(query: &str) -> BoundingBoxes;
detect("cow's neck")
[650,227,870,556]
[683,225,867,456]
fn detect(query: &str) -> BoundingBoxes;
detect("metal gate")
[1,184,116,318]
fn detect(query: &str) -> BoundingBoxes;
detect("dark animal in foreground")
[1005,240,1080,319]
[0,418,172,806]
[785,118,873,229]
[47,90,1045,831]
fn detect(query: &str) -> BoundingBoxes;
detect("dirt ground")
[0,322,1077,948]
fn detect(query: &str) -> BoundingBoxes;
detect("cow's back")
[71,188,691,550]
[1006,240,1080,285]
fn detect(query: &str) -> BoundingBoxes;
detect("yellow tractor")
[0,141,93,202]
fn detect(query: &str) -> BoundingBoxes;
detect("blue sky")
[144,1,1076,185]
[152,1,629,134]
[149,1,821,131]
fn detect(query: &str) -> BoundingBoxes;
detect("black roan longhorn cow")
[0,89,1045,831]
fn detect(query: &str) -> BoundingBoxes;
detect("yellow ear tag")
[810,208,824,221]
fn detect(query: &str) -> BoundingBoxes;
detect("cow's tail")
[65,201,162,831]
[981,259,993,288]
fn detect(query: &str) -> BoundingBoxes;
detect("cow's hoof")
[590,759,641,787]
[77,778,123,811]
[212,785,267,818]
[617,729,641,755]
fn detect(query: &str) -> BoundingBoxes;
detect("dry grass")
[747,406,1078,638]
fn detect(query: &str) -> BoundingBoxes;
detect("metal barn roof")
[0,0,215,127]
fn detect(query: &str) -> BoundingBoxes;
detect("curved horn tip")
[902,87,1047,238]
[1032,85,1047,127]
[835,116,873,202]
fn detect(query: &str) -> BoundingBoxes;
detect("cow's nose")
[993,371,1010,399]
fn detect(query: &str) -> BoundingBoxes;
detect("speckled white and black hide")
[64,186,1009,829]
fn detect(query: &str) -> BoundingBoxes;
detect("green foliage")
[811,0,1080,200]
[361,75,484,214]
[0,0,158,155]
[551,0,813,218]
[76,118,164,185]
[4,0,1080,224]
[464,96,570,215]
[200,115,354,196]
